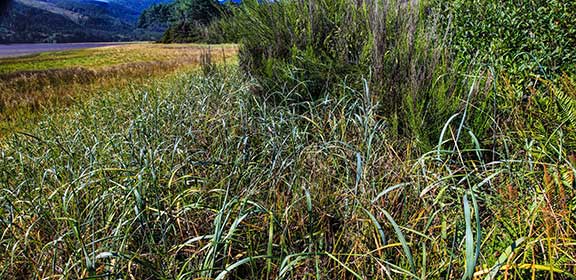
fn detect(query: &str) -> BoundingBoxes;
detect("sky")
[218,0,243,3]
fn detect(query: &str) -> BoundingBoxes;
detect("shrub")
[161,20,228,43]
[226,0,576,149]
[442,0,576,76]
[151,0,232,43]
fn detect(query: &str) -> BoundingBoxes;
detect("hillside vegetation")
[0,0,173,43]
[1,0,575,279]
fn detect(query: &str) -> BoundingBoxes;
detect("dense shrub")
[160,19,232,43]
[442,0,576,76]
[138,3,173,31]
[146,0,232,43]
[226,0,372,97]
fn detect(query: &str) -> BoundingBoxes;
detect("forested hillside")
[0,0,173,43]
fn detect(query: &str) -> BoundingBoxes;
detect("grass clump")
[226,0,372,96]
[224,0,492,149]
[225,0,576,148]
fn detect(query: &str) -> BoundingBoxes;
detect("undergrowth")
[224,0,576,149]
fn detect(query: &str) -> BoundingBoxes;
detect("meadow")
[1,0,575,279]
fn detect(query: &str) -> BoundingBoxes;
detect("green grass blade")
[382,209,416,275]
[215,256,267,280]
[363,208,387,247]
[484,237,525,280]
[325,251,364,280]
[462,194,475,280]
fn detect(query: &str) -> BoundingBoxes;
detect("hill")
[0,0,173,43]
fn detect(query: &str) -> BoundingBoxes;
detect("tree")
[1,0,12,15]
[174,0,221,25]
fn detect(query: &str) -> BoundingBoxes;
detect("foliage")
[225,0,487,147]
[440,0,576,76]
[173,0,223,24]
[226,0,576,146]
[144,0,230,43]
[1,0,576,278]
[160,19,230,43]
[226,0,371,97]
[137,3,174,31]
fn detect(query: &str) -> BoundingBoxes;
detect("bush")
[226,0,576,149]
[149,0,231,43]
[442,0,576,76]
[160,20,228,43]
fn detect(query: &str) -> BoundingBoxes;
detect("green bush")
[160,20,228,43]
[443,0,576,76]
[226,0,576,149]
[147,0,231,43]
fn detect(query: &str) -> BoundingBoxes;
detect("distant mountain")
[0,0,173,43]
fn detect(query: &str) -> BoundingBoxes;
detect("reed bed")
[1,0,575,279]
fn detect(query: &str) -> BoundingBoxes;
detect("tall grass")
[223,0,495,149]
[1,66,574,279]
[223,0,576,150]
[1,0,575,279]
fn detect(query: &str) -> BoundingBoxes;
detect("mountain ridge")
[0,0,173,43]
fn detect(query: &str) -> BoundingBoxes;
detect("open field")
[0,43,237,134]
[0,43,237,74]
